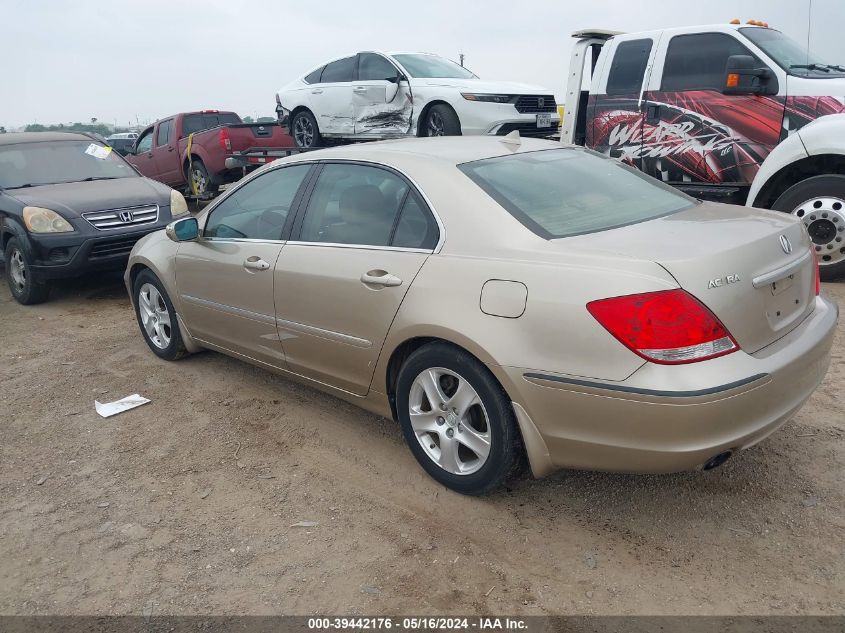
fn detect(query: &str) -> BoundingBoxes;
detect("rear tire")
[5,237,50,305]
[395,342,521,495]
[186,159,218,197]
[772,174,845,281]
[133,269,187,361]
[423,104,461,137]
[291,110,321,149]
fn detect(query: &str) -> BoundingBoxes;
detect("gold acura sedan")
[125,136,837,495]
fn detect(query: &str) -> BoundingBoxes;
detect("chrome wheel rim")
[138,283,172,349]
[408,367,491,476]
[427,111,445,136]
[792,196,845,265]
[190,167,207,194]
[294,116,315,147]
[9,248,26,293]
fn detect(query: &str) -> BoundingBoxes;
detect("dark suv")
[0,132,189,304]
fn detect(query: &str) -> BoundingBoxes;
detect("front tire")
[423,104,461,137]
[291,110,321,149]
[395,342,521,495]
[772,174,845,281]
[4,237,50,305]
[133,269,187,361]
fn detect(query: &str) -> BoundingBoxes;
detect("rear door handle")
[311,88,324,94]
[353,86,367,93]
[243,257,270,271]
[645,104,661,124]
[361,270,402,287]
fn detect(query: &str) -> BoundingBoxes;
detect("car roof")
[0,132,94,146]
[281,136,568,167]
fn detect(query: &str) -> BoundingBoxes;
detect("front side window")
[299,163,437,248]
[662,33,761,92]
[606,39,653,95]
[320,57,356,83]
[358,53,399,81]
[459,149,693,239]
[156,119,172,146]
[392,54,476,79]
[204,164,311,240]
[0,140,137,189]
[136,129,153,153]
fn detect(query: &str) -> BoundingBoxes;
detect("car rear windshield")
[182,112,242,136]
[458,149,694,239]
[0,140,137,189]
[392,54,476,79]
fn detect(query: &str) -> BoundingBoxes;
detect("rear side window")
[304,66,325,84]
[606,39,653,95]
[204,165,311,240]
[459,149,693,239]
[156,119,172,146]
[320,57,356,83]
[662,33,760,91]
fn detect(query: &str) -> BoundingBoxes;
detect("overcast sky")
[2,0,842,129]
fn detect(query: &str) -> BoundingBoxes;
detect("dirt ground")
[0,266,842,617]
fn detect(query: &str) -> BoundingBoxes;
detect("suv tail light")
[219,128,231,151]
[587,289,739,364]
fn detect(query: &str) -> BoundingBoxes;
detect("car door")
[308,56,356,136]
[589,36,657,171]
[131,126,157,178]
[151,118,181,186]
[274,162,441,395]
[352,53,411,137]
[644,31,784,186]
[175,163,313,368]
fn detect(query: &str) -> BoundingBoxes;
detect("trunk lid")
[562,201,816,353]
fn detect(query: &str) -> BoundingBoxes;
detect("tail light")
[587,289,739,364]
[219,128,231,151]
[812,247,820,295]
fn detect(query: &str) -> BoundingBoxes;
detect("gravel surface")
[0,269,842,616]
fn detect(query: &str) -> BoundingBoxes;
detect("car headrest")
[339,185,387,223]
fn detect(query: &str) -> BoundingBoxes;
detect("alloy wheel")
[426,111,445,137]
[9,248,26,293]
[138,283,172,349]
[294,116,315,147]
[190,167,207,195]
[792,196,845,265]
[408,367,491,475]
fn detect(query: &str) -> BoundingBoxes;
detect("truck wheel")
[424,104,461,137]
[773,175,845,281]
[187,159,218,197]
[291,110,321,149]
[5,237,50,305]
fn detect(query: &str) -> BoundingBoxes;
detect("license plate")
[536,113,551,128]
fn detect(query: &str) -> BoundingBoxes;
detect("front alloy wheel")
[138,282,172,349]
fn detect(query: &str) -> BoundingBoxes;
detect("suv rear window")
[458,149,693,239]
[182,112,241,136]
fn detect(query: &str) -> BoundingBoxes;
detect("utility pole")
[459,52,465,67]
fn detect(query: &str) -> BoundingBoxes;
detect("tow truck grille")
[514,95,557,114]
[83,205,159,230]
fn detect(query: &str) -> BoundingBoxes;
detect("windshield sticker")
[84,144,112,160]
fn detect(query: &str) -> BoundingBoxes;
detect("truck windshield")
[182,112,242,136]
[0,140,137,189]
[740,28,845,76]
[459,149,693,239]
[392,54,476,79]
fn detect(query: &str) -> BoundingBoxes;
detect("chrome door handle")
[311,89,324,94]
[243,257,270,271]
[361,270,402,287]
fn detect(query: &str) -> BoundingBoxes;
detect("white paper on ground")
[95,394,150,418]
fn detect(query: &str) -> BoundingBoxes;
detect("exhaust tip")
[702,450,733,471]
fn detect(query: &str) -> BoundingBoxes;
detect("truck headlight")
[461,93,512,104]
[23,207,75,233]
[170,189,189,217]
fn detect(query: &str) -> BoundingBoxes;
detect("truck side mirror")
[723,55,777,95]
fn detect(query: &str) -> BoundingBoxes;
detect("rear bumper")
[497,294,838,476]
[26,225,168,281]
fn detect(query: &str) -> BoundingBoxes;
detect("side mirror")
[166,217,199,242]
[723,55,776,95]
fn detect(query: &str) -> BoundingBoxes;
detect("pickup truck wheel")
[773,175,845,281]
[4,237,50,305]
[424,104,461,137]
[187,160,218,196]
[291,110,321,149]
